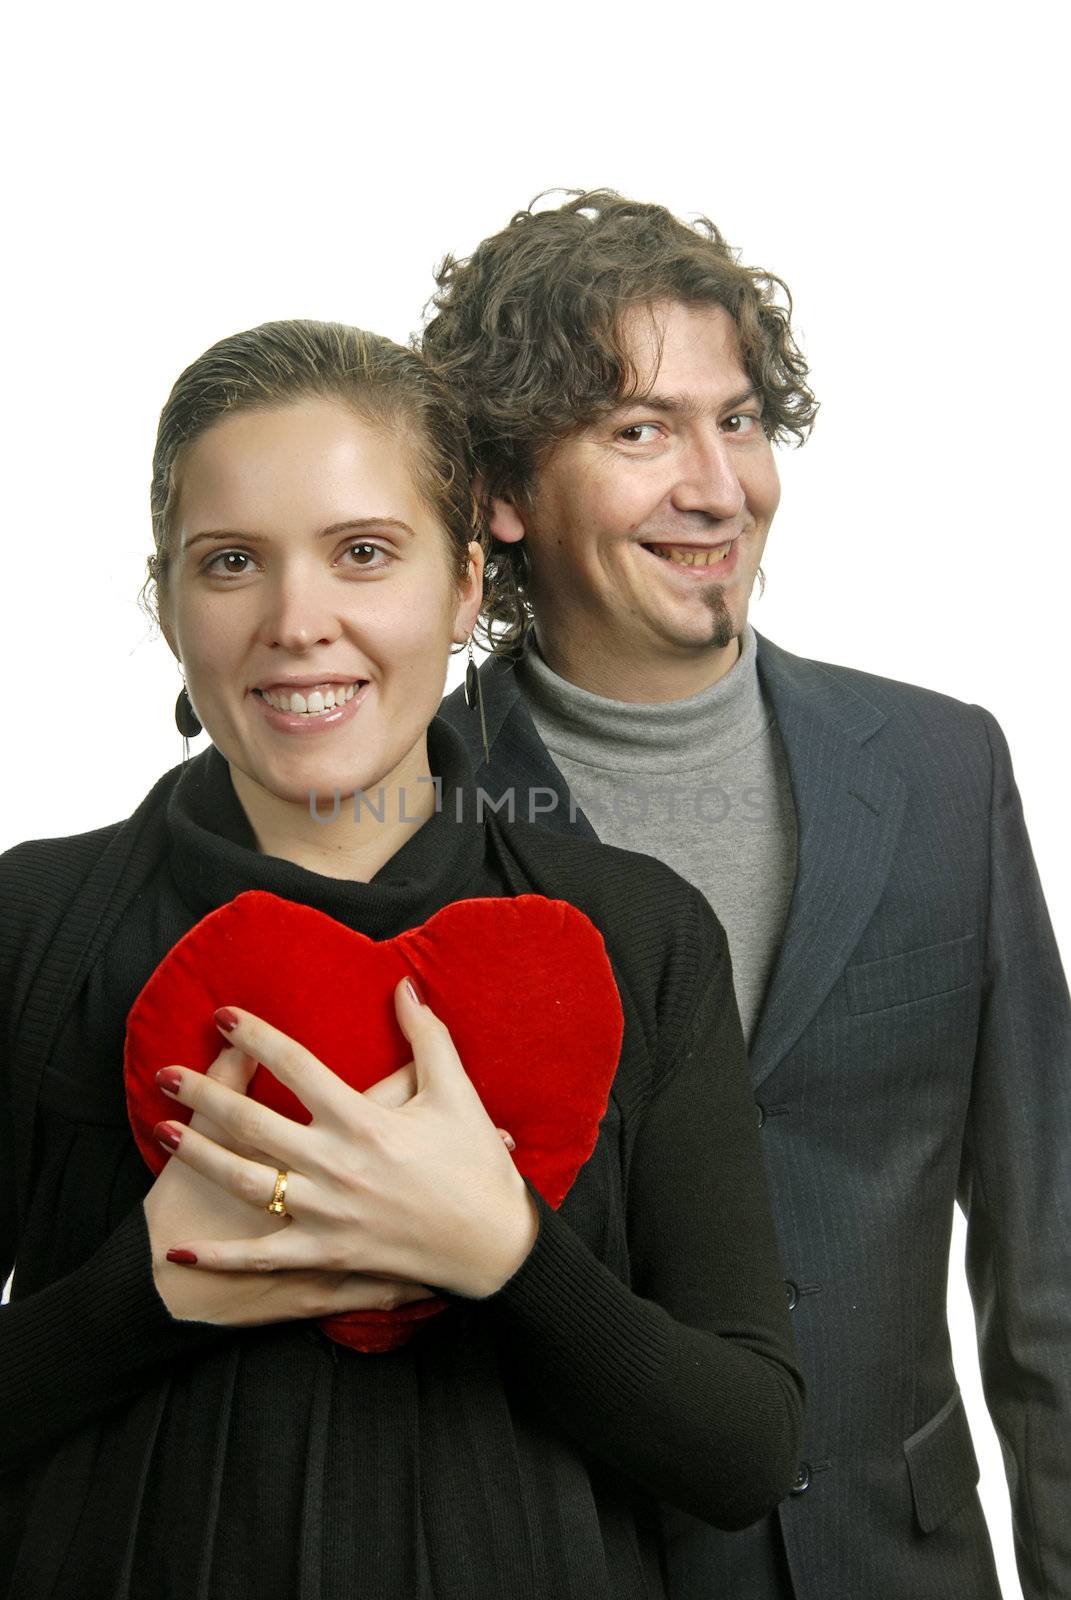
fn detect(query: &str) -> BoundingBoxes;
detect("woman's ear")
[156,596,182,663]
[452,541,485,642]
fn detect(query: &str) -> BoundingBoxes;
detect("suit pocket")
[903,1388,980,1533]
[844,933,975,1016]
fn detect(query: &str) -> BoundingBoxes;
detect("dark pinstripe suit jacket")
[441,631,1071,1600]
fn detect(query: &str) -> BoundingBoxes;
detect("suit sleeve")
[489,908,805,1529]
[959,707,1071,1600]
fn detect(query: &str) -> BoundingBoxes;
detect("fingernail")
[166,1249,198,1265]
[215,1007,239,1033]
[155,1121,182,1151]
[405,978,422,1007]
[496,1128,516,1152]
[156,1068,182,1095]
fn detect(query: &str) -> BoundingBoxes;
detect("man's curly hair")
[421,189,818,650]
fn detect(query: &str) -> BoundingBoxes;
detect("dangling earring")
[464,636,489,764]
[174,684,202,763]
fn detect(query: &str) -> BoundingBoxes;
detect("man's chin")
[702,586,739,652]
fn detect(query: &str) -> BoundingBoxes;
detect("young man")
[426,192,1070,1600]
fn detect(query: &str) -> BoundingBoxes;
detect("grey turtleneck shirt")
[517,626,798,1046]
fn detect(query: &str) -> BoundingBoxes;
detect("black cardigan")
[0,724,802,1599]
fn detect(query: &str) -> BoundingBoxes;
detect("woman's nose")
[257,571,342,653]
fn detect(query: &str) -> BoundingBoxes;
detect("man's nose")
[672,430,745,521]
[257,568,342,653]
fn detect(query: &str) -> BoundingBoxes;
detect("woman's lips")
[252,681,370,735]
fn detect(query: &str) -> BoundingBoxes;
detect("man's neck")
[532,628,743,704]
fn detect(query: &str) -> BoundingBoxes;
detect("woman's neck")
[229,740,438,883]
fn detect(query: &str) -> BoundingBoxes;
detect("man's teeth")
[650,544,732,567]
[260,682,360,714]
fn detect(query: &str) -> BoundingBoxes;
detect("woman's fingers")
[154,1117,299,1220]
[156,1065,312,1168]
[362,1060,417,1109]
[203,1043,258,1094]
[214,1006,364,1122]
[393,979,482,1106]
[187,1044,264,1154]
[165,1227,323,1274]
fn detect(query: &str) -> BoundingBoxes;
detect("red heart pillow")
[125,891,623,1352]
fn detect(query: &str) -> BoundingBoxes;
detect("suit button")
[785,1280,799,1310]
[790,1462,811,1495]
[756,1102,767,1128]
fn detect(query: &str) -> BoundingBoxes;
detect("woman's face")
[160,397,482,808]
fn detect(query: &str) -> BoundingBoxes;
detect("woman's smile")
[251,678,369,732]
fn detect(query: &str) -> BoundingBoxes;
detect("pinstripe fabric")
[441,632,1071,1600]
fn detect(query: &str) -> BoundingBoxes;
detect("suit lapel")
[440,656,599,840]
[748,635,908,1088]
[442,638,908,1086]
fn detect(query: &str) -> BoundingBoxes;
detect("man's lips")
[640,537,738,573]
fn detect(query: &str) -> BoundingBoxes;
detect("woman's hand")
[152,979,539,1299]
[144,1045,437,1325]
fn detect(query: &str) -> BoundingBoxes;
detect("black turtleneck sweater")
[0,723,802,1600]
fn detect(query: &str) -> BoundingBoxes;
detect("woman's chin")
[226,745,429,819]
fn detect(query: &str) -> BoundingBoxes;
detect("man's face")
[495,301,781,699]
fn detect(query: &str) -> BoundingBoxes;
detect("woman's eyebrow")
[184,517,416,550]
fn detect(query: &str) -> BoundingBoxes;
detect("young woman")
[0,321,803,1599]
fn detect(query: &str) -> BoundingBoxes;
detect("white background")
[2,4,1067,1595]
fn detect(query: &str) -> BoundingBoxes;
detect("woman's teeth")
[259,682,360,715]
[650,543,732,567]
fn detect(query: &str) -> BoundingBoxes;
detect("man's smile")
[642,539,736,569]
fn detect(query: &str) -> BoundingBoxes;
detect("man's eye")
[723,413,759,435]
[616,423,660,444]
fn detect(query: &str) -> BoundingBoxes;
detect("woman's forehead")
[176,400,428,541]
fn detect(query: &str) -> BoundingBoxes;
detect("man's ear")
[473,473,527,545]
[486,495,527,544]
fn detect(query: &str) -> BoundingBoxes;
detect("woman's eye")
[205,550,253,576]
[345,542,385,567]
[616,423,661,445]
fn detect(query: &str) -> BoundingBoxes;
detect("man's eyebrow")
[183,517,415,551]
[614,386,763,418]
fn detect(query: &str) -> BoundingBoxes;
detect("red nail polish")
[155,1121,182,1151]
[166,1249,198,1265]
[156,1068,182,1095]
[405,978,422,1007]
[215,1007,239,1033]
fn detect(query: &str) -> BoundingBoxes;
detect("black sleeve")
[0,1205,225,1469]
[0,832,227,1469]
[488,913,804,1529]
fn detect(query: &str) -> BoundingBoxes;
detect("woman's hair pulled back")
[146,319,479,616]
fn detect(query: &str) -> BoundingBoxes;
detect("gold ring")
[266,1169,290,1217]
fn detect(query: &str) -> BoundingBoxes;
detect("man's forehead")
[617,299,750,403]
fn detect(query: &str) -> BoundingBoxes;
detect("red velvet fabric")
[125,891,624,1352]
